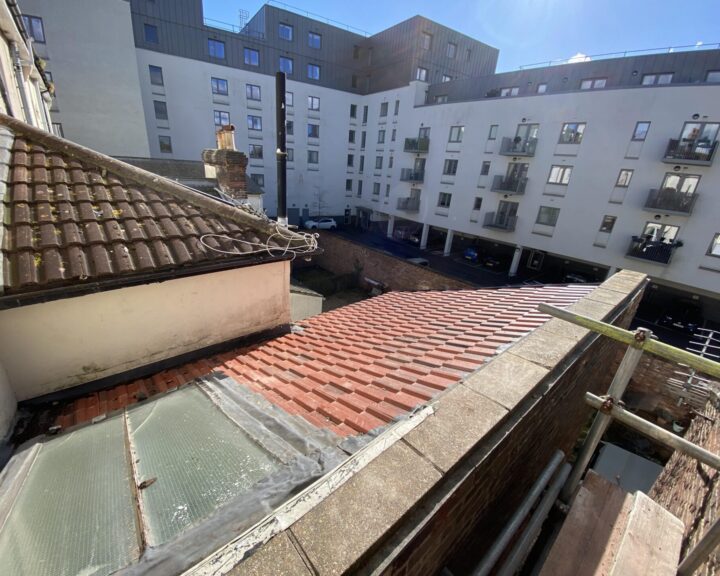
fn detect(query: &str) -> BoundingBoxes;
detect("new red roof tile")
[50,284,595,436]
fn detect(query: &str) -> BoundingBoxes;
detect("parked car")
[303,217,337,230]
[658,299,703,334]
[406,257,429,267]
[463,246,480,262]
[463,247,501,269]
[481,256,501,269]
[563,272,590,284]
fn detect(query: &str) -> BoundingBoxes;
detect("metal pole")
[275,72,288,227]
[678,517,720,576]
[496,463,572,576]
[560,334,648,503]
[584,393,720,470]
[472,450,565,576]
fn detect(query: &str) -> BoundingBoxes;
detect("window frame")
[247,114,262,131]
[707,233,720,257]
[244,48,259,67]
[632,121,651,141]
[441,75,452,83]
[308,96,320,111]
[448,126,464,143]
[307,150,319,164]
[377,129,385,144]
[285,91,294,106]
[473,197,482,211]
[22,15,45,43]
[249,144,263,159]
[279,57,294,75]
[308,31,322,49]
[307,63,321,81]
[158,135,172,153]
[536,206,560,227]
[279,23,294,41]
[350,104,357,118]
[421,32,432,50]
[379,102,388,117]
[547,165,573,185]
[616,169,634,188]
[208,38,226,59]
[214,110,230,126]
[599,215,617,233]
[286,120,294,136]
[246,84,261,101]
[537,83,547,94]
[580,77,607,90]
[559,122,586,144]
[211,77,228,96]
[144,24,159,44]
[447,42,457,59]
[437,192,452,208]
[706,70,720,83]
[480,161,491,176]
[375,156,383,170]
[416,67,428,82]
[488,124,498,140]
[153,100,168,121]
[307,123,320,138]
[251,173,265,187]
[642,73,673,86]
[149,65,164,86]
[443,159,458,176]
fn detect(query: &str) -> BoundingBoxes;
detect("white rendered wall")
[22,0,150,155]
[0,261,290,401]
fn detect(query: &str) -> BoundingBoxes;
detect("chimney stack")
[202,125,248,200]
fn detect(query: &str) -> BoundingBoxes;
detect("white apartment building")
[18,0,720,320]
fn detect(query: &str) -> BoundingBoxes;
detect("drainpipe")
[0,68,15,117]
[10,41,35,126]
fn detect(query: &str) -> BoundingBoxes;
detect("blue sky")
[203,0,720,71]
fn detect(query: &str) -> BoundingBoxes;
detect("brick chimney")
[202,125,248,200]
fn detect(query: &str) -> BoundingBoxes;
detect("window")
[537,83,547,94]
[442,75,452,83]
[559,122,586,144]
[149,65,164,86]
[158,136,172,153]
[279,23,293,41]
[211,77,228,95]
[208,39,225,59]
[362,106,368,124]
[361,131,366,148]
[251,174,265,186]
[661,173,700,194]
[447,42,457,59]
[448,126,464,143]
[416,67,428,82]
[435,95,448,104]
[388,156,393,168]
[286,148,294,162]
[391,129,396,142]
[359,156,365,172]
[438,192,452,208]
[443,159,458,175]
[536,206,560,226]
[422,32,432,50]
[285,91,294,106]
[153,100,168,120]
[373,182,381,196]
[249,144,263,159]
[642,73,673,85]
[279,57,293,75]
[307,150,319,164]
[394,100,400,115]
[244,48,259,66]
[286,120,294,135]
[708,233,720,257]
[349,130,356,144]
[247,115,262,131]
[480,161,491,176]
[22,15,45,43]
[580,77,606,90]
[488,124,498,140]
[353,46,360,59]
[51,122,63,137]
[308,31,321,49]
[386,184,391,197]
[307,64,321,80]
[246,84,261,101]
[350,104,357,118]
[144,24,158,44]
[214,110,230,126]
[308,96,320,110]
[599,215,617,233]
[378,129,385,144]
[547,165,572,185]
[473,197,482,211]
[357,181,363,197]
[632,121,650,141]
[380,102,388,117]
[706,71,720,83]
[375,156,383,170]
[500,87,519,97]
[307,123,319,138]
[616,169,633,187]
[347,154,354,167]
[346,179,353,192]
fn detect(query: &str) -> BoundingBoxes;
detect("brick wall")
[312,232,474,292]
[368,291,644,575]
[650,402,720,576]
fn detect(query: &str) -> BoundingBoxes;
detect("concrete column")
[443,229,455,256]
[420,223,430,250]
[387,215,395,239]
[606,266,618,279]
[509,245,523,277]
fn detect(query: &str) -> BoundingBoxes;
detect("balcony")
[644,189,698,215]
[400,168,425,182]
[499,137,538,157]
[626,236,683,265]
[397,197,420,211]
[662,139,717,165]
[482,212,517,231]
[491,175,527,195]
[404,137,430,153]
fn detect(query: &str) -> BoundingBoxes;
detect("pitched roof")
[0,114,306,300]
[47,284,595,437]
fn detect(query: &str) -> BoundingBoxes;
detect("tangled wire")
[199,223,319,260]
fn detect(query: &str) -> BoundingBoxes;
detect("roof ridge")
[0,113,297,242]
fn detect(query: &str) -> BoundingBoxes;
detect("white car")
[304,217,337,230]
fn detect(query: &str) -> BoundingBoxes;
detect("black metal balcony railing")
[499,136,538,156]
[403,137,430,153]
[483,212,517,231]
[663,139,717,165]
[644,188,698,214]
[491,174,527,195]
[626,236,683,265]
[400,168,425,182]
[397,197,420,211]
